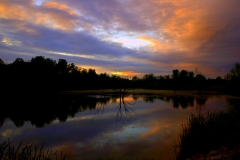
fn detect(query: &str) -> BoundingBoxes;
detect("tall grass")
[177,109,240,160]
[0,140,67,160]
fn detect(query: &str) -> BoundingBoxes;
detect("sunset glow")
[0,0,239,77]
[112,37,153,49]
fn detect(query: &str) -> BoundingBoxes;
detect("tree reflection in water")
[94,92,136,124]
[94,95,110,116]
[0,93,209,128]
[115,92,135,124]
[0,94,111,128]
[134,94,207,110]
[172,96,195,109]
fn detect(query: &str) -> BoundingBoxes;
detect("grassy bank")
[177,104,240,159]
[0,140,67,160]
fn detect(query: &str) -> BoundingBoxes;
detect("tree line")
[0,56,239,94]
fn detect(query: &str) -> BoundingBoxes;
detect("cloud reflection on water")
[0,94,233,159]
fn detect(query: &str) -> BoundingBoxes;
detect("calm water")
[0,93,236,159]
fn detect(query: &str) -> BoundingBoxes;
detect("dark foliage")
[0,56,237,93]
[177,100,240,160]
[225,62,240,95]
[0,56,115,93]
[0,139,67,160]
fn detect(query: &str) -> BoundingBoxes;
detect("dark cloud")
[0,0,240,77]
[0,18,135,56]
[0,18,150,73]
[56,0,152,32]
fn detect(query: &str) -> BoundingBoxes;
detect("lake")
[0,92,237,159]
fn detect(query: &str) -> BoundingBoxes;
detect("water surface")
[0,94,236,159]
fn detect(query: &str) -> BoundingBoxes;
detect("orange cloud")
[170,63,222,77]
[0,1,78,30]
[43,2,78,16]
[0,0,238,78]
[0,2,27,20]
[174,9,184,16]
[133,0,220,52]
[139,36,169,51]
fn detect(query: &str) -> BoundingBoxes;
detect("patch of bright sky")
[78,23,154,50]
[2,37,22,46]
[74,28,84,32]
[92,26,110,38]
[101,31,154,50]
[34,0,44,6]
[114,37,153,49]
[112,71,124,75]
[49,51,96,59]
[32,0,159,51]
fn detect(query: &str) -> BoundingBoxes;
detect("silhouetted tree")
[0,58,5,93]
[111,75,130,92]
[188,71,194,88]
[179,70,189,89]
[87,68,98,89]
[143,73,157,88]
[98,73,111,90]
[11,58,27,92]
[132,76,141,88]
[225,62,240,94]
[30,56,57,92]
[57,59,68,74]
[0,56,234,92]
[172,69,179,93]
[195,74,207,93]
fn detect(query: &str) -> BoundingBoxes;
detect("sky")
[0,0,240,78]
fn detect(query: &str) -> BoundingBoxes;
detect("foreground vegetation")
[177,100,240,159]
[0,140,67,160]
[0,56,239,95]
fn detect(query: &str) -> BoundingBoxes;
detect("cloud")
[0,18,151,74]
[0,0,240,77]
[0,0,79,30]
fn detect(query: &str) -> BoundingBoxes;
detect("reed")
[0,139,67,160]
[177,109,240,160]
